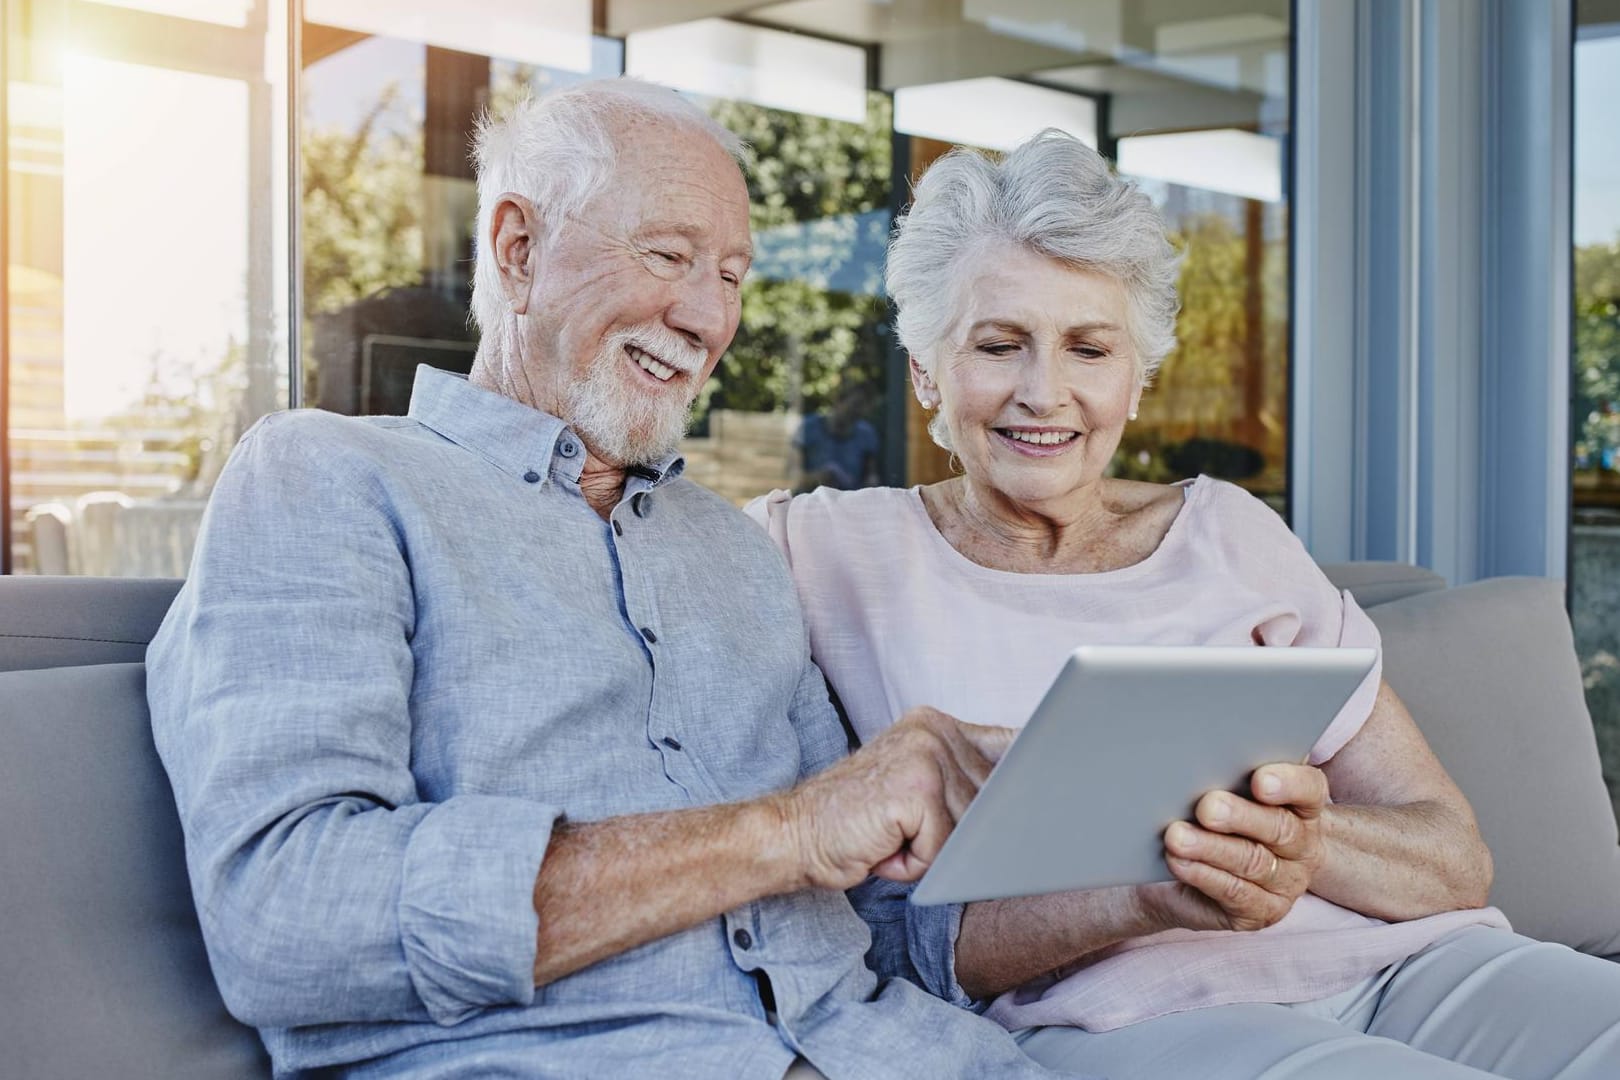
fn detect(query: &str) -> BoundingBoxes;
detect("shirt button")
[632,492,652,518]
[639,627,658,644]
[612,519,624,537]
[733,928,753,951]
[522,470,541,484]
[661,735,683,752]
[558,438,579,458]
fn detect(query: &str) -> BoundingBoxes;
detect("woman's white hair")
[469,78,748,360]
[886,128,1181,395]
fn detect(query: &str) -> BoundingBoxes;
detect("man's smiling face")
[511,120,754,466]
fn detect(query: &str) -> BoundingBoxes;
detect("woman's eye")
[1073,345,1107,360]
[654,250,682,264]
[978,342,1018,356]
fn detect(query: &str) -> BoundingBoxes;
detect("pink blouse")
[747,477,1507,1032]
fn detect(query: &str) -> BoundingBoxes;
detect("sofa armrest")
[1366,577,1620,959]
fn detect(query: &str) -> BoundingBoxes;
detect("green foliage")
[699,94,893,420]
[1115,204,1288,494]
[300,85,426,316]
[1575,239,1620,474]
[1154,214,1248,427]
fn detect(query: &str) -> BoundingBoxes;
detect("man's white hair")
[469,78,748,362]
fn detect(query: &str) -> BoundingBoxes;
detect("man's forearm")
[531,796,803,987]
[1310,801,1493,921]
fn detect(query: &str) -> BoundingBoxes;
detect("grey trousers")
[1016,928,1620,1079]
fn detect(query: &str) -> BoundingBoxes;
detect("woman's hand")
[1140,763,1329,933]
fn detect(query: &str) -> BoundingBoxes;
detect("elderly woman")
[748,130,1620,1079]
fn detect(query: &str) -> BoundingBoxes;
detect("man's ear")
[909,354,940,408]
[490,192,541,316]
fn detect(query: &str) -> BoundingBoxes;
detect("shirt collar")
[406,365,685,489]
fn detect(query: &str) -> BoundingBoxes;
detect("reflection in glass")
[749,0,1293,509]
[299,4,616,417]
[1573,1,1620,821]
[1117,179,1288,508]
[683,92,893,504]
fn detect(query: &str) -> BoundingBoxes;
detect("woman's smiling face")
[919,242,1142,513]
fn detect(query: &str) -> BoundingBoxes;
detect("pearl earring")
[1128,410,1138,421]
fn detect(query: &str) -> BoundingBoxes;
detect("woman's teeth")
[628,345,676,382]
[1002,429,1076,446]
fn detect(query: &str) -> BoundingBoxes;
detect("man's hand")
[1139,763,1328,933]
[779,708,1016,891]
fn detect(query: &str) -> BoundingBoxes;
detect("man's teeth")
[628,345,677,382]
[1003,430,1076,446]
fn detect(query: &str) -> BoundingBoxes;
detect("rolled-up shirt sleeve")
[845,878,982,1011]
[147,414,562,1030]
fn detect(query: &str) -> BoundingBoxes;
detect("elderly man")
[147,80,1065,1079]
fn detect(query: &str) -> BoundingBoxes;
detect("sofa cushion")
[1368,577,1620,960]
[0,576,182,673]
[0,662,270,1079]
[1320,561,1448,609]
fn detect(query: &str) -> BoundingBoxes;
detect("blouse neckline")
[903,475,1206,585]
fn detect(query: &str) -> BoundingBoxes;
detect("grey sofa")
[2,567,1618,1079]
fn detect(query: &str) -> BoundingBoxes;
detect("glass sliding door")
[3,0,291,575]
[1573,0,1620,822]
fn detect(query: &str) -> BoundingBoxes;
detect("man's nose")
[666,263,736,356]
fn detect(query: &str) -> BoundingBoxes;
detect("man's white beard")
[563,327,703,467]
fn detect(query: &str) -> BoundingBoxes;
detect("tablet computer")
[910,645,1378,906]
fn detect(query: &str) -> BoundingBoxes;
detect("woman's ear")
[910,354,940,409]
[490,192,541,316]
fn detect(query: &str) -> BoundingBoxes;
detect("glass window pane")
[4,0,291,575]
[87,0,253,26]
[298,2,612,419]
[751,0,1293,511]
[1573,0,1620,823]
[624,18,889,502]
[692,90,893,502]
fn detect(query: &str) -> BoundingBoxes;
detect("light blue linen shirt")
[147,366,1060,1079]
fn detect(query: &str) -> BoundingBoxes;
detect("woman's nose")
[1015,348,1066,415]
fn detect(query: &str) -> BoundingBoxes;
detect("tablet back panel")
[911,645,1377,905]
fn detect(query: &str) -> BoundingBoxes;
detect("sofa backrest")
[1320,560,1448,608]
[0,575,182,672]
[1,568,1615,1080]
[0,577,271,1079]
